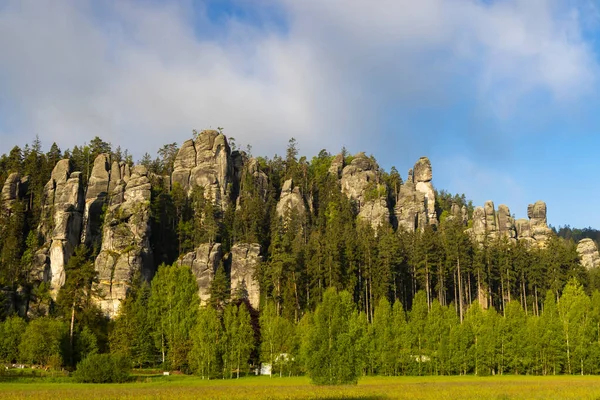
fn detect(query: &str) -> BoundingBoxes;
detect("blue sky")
[1,0,600,228]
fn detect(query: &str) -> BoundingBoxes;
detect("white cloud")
[0,0,597,160]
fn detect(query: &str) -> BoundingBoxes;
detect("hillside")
[1,131,598,321]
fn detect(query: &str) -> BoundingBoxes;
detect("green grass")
[2,375,600,399]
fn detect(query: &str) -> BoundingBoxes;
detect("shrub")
[73,354,131,383]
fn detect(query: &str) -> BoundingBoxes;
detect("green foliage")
[148,264,199,371]
[304,288,361,385]
[189,307,222,379]
[0,316,27,363]
[222,302,255,378]
[19,318,68,367]
[73,353,131,383]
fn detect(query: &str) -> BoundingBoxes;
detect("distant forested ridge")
[0,131,599,380]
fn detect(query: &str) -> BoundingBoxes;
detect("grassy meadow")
[2,375,600,400]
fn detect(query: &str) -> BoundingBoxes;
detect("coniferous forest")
[1,132,600,383]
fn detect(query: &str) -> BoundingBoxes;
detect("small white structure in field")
[260,363,271,376]
[163,371,170,376]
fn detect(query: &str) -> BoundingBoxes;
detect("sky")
[1,0,600,228]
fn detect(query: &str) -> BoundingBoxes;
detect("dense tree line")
[3,275,600,380]
[1,134,600,383]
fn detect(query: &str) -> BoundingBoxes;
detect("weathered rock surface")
[577,239,600,270]
[340,153,389,229]
[81,154,126,247]
[177,243,223,305]
[230,243,262,310]
[2,172,22,204]
[497,204,516,239]
[328,153,345,178]
[275,178,305,220]
[394,157,437,232]
[528,201,551,243]
[94,165,153,317]
[35,160,84,297]
[469,201,515,242]
[449,203,468,225]
[470,200,549,247]
[171,130,232,209]
[413,157,437,226]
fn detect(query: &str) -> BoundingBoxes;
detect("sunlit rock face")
[177,243,223,305]
[230,243,262,310]
[394,157,437,232]
[577,239,600,270]
[93,165,153,318]
[34,160,84,298]
[340,152,390,229]
[171,130,233,209]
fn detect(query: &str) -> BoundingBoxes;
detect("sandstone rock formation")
[577,239,600,270]
[469,201,516,242]
[2,172,23,207]
[230,243,262,310]
[81,154,130,247]
[450,203,468,225]
[413,157,437,226]
[177,243,223,305]
[340,153,389,229]
[528,201,551,243]
[394,157,437,232]
[328,153,345,178]
[171,130,232,209]
[275,178,305,220]
[35,160,84,297]
[470,200,549,247]
[94,165,153,317]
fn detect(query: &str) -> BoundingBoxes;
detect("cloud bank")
[0,0,597,165]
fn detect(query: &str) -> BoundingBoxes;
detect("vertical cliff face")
[470,202,516,242]
[171,130,233,209]
[577,239,600,270]
[412,157,437,227]
[2,172,28,209]
[177,243,223,305]
[35,160,84,297]
[230,243,262,310]
[82,154,131,248]
[394,157,437,232]
[470,200,549,247]
[340,152,390,229]
[93,165,153,317]
[450,203,468,225]
[275,178,306,221]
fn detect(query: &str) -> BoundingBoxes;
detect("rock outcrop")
[2,172,23,206]
[340,153,389,229]
[230,243,262,310]
[469,201,516,242]
[177,243,223,305]
[527,201,551,243]
[81,154,131,247]
[328,153,345,178]
[94,165,153,317]
[171,130,232,209]
[577,239,600,270]
[450,203,468,225]
[35,160,84,297]
[394,157,437,232]
[470,200,549,247]
[275,178,305,220]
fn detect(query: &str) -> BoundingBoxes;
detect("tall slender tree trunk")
[457,257,463,322]
[70,300,76,366]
